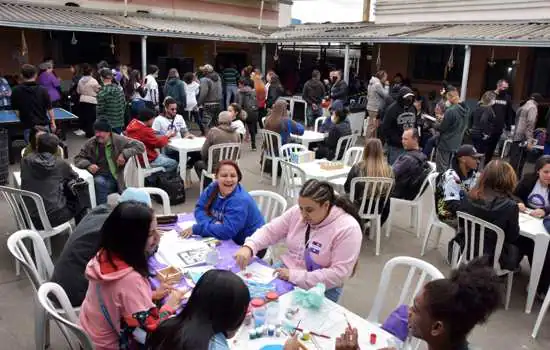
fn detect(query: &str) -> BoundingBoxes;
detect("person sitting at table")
[80,201,187,350]
[21,133,88,228]
[182,160,265,246]
[51,188,155,307]
[344,138,394,226]
[235,179,363,302]
[74,120,145,205]
[147,269,250,350]
[264,99,304,145]
[228,102,247,142]
[22,125,62,158]
[515,155,550,218]
[193,111,240,185]
[153,97,195,163]
[315,105,351,160]
[126,108,179,174]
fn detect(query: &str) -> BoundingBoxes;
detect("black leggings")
[79,102,96,138]
[246,120,258,148]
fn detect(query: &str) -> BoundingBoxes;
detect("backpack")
[240,91,258,113]
[154,172,186,205]
[393,152,431,200]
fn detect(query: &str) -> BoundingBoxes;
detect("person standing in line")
[470,91,497,157]
[77,63,101,138]
[125,69,147,120]
[144,65,160,111]
[11,64,56,143]
[163,68,186,117]
[37,61,62,107]
[222,63,240,109]
[266,74,284,109]
[302,69,326,127]
[366,70,389,138]
[329,70,348,105]
[96,68,126,134]
[252,72,267,128]
[236,79,259,150]
[183,72,202,134]
[490,79,515,162]
[509,93,542,177]
[197,64,223,131]
[435,87,468,172]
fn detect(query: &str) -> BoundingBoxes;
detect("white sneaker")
[73,129,85,136]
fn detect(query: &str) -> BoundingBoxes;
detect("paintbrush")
[293,327,331,340]
[292,320,302,336]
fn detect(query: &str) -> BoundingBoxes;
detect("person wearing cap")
[194,111,240,187]
[97,68,126,134]
[75,119,145,204]
[197,64,223,130]
[315,103,351,160]
[125,108,179,174]
[50,188,155,307]
[435,144,482,226]
[381,86,417,164]
[509,93,543,176]
[434,86,468,173]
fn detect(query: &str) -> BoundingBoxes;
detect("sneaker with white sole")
[73,129,85,136]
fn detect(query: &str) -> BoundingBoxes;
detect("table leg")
[178,150,188,185]
[86,176,96,208]
[526,234,550,313]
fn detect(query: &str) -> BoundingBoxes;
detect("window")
[410,44,464,83]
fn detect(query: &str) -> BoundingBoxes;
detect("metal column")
[261,43,267,75]
[460,45,472,101]
[141,36,147,78]
[343,44,350,84]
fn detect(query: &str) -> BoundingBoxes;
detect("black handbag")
[64,177,92,210]
[155,172,186,205]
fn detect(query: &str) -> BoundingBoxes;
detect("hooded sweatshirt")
[125,119,170,162]
[200,123,241,162]
[437,102,468,152]
[470,104,496,138]
[513,99,538,142]
[79,251,174,350]
[323,119,352,160]
[302,78,326,106]
[236,85,259,123]
[381,86,417,148]
[244,205,362,290]
[163,77,186,108]
[493,90,515,132]
[367,76,388,113]
[198,72,223,105]
[10,82,52,128]
[77,75,100,104]
[193,182,265,245]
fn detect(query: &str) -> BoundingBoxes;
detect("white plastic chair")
[334,134,358,161]
[279,160,306,205]
[249,190,287,223]
[0,185,73,275]
[314,116,327,132]
[385,166,436,239]
[532,285,550,338]
[262,116,267,127]
[501,139,512,158]
[329,146,364,191]
[200,143,241,193]
[349,177,394,256]
[134,151,165,187]
[420,172,456,256]
[260,129,283,187]
[363,117,371,137]
[280,143,308,161]
[141,187,171,215]
[7,230,78,350]
[455,211,514,310]
[38,282,93,350]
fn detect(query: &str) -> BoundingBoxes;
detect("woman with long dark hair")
[235,179,363,302]
[147,270,250,350]
[79,201,186,349]
[125,69,147,119]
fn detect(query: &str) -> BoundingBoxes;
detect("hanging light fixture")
[110,35,116,55]
[213,41,217,58]
[297,49,302,69]
[513,48,521,66]
[375,44,381,71]
[274,45,279,62]
[71,32,78,45]
[21,30,28,57]
[444,47,454,79]
[488,48,496,67]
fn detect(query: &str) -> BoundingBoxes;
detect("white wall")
[278,3,292,27]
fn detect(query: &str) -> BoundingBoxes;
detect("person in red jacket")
[125,108,178,173]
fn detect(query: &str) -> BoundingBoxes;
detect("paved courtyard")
[0,131,549,349]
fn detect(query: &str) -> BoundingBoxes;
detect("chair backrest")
[368,256,445,323]
[141,187,171,215]
[334,134,358,161]
[279,160,306,202]
[260,129,283,158]
[409,166,437,202]
[206,143,241,173]
[7,230,54,292]
[262,116,267,127]
[0,185,53,231]
[456,211,507,272]
[134,151,153,170]
[123,156,140,188]
[349,177,394,219]
[314,117,327,132]
[427,172,440,221]
[249,190,287,223]
[342,146,364,167]
[38,282,94,350]
[280,143,308,161]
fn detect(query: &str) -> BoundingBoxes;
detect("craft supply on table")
[156,214,178,225]
[292,283,326,309]
[266,300,280,324]
[370,333,377,345]
[319,161,344,170]
[251,299,267,327]
[238,262,278,284]
[290,150,315,164]
[156,266,182,284]
[301,329,311,341]
[184,265,213,285]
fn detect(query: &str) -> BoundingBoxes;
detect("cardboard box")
[290,150,315,164]
[157,266,183,284]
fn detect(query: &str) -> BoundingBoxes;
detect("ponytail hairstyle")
[204,160,243,217]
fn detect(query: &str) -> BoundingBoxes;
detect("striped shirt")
[97,83,126,129]
[222,68,240,86]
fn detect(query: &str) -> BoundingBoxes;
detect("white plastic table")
[291,130,327,149]
[12,165,96,208]
[519,213,550,314]
[232,291,401,349]
[297,160,352,181]
[166,137,205,182]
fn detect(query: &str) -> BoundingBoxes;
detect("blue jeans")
[225,85,238,109]
[94,173,118,205]
[151,153,178,173]
[325,287,343,303]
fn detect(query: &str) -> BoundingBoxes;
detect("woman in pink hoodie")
[79,201,186,350]
[235,179,363,302]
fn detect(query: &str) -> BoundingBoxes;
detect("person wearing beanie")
[510,93,543,177]
[74,119,144,204]
[125,108,179,174]
[97,68,126,134]
[193,111,240,187]
[50,187,155,307]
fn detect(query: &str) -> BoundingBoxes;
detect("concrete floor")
[0,131,549,349]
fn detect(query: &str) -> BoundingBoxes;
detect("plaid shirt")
[0,77,11,108]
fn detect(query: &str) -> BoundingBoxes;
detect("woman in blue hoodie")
[182,160,265,246]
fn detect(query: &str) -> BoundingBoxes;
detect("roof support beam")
[343,44,350,85]
[141,35,147,79]
[460,45,471,101]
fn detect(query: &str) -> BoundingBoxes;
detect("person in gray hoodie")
[366,70,389,138]
[163,68,186,115]
[435,86,469,172]
[198,64,223,130]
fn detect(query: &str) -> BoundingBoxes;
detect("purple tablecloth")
[150,213,294,296]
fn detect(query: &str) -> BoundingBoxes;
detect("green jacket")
[97,83,126,128]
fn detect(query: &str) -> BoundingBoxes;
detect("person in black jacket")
[302,69,326,126]
[489,79,515,162]
[315,107,351,160]
[329,70,348,104]
[392,128,430,200]
[381,86,416,164]
[470,91,497,157]
[266,74,284,108]
[514,155,550,218]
